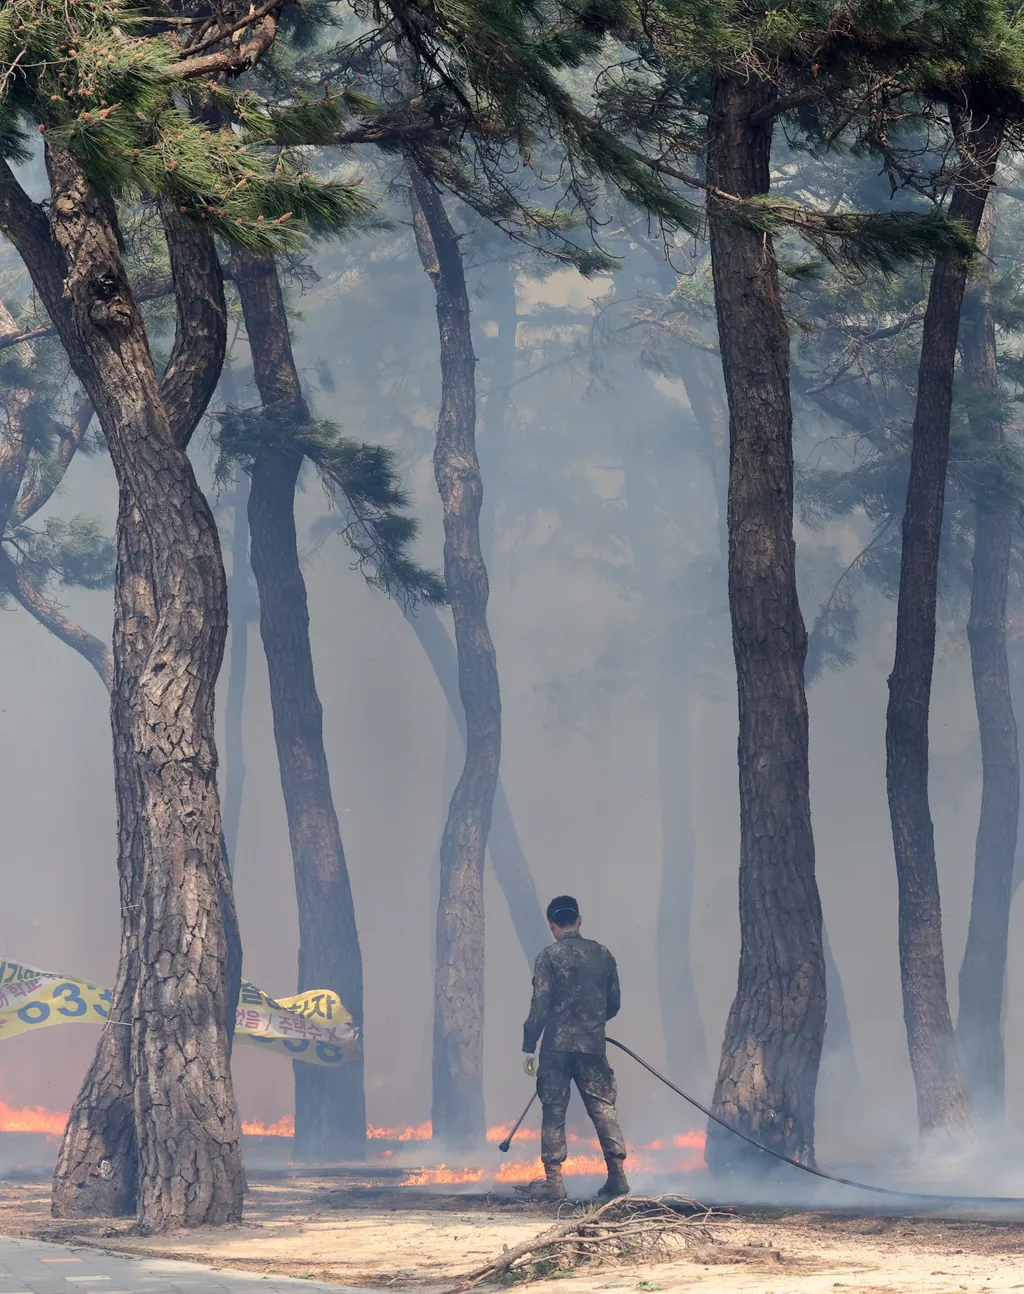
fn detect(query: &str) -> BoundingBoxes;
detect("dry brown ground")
[1,1172,1023,1294]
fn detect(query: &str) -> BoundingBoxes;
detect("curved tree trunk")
[885,117,1001,1137]
[703,74,825,1173]
[22,154,243,1229]
[409,165,500,1149]
[230,248,367,1161]
[405,260,547,966]
[955,197,1018,1122]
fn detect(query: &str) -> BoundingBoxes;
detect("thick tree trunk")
[955,198,1018,1122]
[52,902,138,1218]
[703,75,825,1173]
[230,249,367,1160]
[32,156,241,1229]
[886,118,1001,1137]
[409,165,500,1149]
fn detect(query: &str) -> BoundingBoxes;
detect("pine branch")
[215,406,446,606]
[176,0,297,62]
[0,544,112,691]
[157,200,226,449]
[0,277,176,353]
[13,393,93,526]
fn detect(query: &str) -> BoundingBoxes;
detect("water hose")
[606,1036,1024,1207]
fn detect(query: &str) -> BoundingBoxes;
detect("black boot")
[596,1156,629,1199]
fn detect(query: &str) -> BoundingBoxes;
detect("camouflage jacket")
[522,932,620,1054]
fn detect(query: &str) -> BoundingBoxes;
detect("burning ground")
[0,1105,1024,1293]
[0,1100,707,1189]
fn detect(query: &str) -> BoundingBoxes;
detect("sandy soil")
[1,1171,1024,1294]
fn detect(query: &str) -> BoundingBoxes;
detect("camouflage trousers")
[537,1050,627,1166]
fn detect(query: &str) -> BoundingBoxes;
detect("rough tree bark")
[955,196,1018,1122]
[229,247,366,1160]
[886,115,1002,1137]
[703,75,825,1172]
[409,164,500,1148]
[0,151,245,1227]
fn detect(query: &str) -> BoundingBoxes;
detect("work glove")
[522,1052,538,1078]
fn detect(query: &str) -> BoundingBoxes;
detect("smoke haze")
[1,219,1020,1188]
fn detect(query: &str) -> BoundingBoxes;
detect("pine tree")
[216,246,442,1161]
[0,0,369,1229]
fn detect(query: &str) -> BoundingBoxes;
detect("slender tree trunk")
[403,604,547,962]
[229,248,366,1160]
[703,75,824,1172]
[221,354,250,872]
[819,924,861,1117]
[955,197,1018,1122]
[30,156,242,1229]
[223,463,250,871]
[405,260,547,964]
[655,670,708,1084]
[409,165,500,1149]
[476,264,547,960]
[678,349,729,558]
[477,262,515,571]
[886,116,1001,1136]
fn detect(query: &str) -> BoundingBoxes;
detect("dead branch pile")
[445,1196,724,1292]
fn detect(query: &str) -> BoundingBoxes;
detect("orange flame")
[0,1100,68,1137]
[400,1131,706,1186]
[368,1121,432,1141]
[0,1094,706,1183]
[241,1115,295,1137]
[486,1124,540,1143]
[403,1164,485,1186]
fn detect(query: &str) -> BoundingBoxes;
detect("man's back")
[523,932,620,1054]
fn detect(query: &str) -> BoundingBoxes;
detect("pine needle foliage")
[7,514,115,591]
[0,0,374,252]
[215,404,446,605]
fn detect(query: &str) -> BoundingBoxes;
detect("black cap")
[546,894,579,926]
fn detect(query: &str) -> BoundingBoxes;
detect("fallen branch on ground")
[444,1196,725,1292]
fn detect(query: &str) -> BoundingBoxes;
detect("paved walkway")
[0,1237,373,1294]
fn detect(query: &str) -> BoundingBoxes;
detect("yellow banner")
[0,960,359,1068]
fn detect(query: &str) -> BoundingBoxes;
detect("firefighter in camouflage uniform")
[522,895,629,1201]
